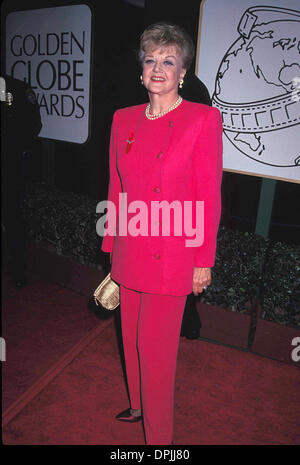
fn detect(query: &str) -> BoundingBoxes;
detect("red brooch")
[126,131,135,153]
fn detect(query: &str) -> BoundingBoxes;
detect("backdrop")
[5,4,92,144]
[196,0,300,183]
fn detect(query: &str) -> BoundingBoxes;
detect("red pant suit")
[101,99,223,292]
[100,99,223,445]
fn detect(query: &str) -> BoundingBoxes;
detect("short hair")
[139,22,195,70]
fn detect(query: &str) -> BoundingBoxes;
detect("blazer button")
[154,187,160,193]
[157,152,163,159]
[169,121,174,127]
[154,253,161,260]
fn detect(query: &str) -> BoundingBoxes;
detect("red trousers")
[120,285,187,445]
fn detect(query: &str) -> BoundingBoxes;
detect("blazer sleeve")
[100,111,121,253]
[193,107,223,268]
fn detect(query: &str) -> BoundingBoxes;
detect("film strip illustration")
[212,90,300,133]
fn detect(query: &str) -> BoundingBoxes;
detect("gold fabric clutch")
[93,273,120,310]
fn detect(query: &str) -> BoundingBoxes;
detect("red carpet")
[2,270,109,412]
[2,303,300,444]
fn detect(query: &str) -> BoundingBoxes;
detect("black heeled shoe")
[115,408,142,423]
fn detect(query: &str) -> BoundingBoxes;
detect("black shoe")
[115,408,142,423]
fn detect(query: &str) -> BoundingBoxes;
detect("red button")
[154,187,160,193]
[157,152,163,158]
[154,253,160,260]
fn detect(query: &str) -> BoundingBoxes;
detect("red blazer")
[100,99,223,296]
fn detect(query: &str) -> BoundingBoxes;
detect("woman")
[101,22,223,445]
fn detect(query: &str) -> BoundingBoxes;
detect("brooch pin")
[126,131,135,153]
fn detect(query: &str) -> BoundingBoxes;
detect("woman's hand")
[193,267,211,295]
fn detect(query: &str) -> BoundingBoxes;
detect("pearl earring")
[179,79,184,89]
[140,75,144,85]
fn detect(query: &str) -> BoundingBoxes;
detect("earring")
[179,79,184,89]
[140,75,144,85]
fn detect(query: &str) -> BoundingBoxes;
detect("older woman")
[101,22,223,445]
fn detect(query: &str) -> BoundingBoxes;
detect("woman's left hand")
[193,267,211,295]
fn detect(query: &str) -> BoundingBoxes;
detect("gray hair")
[139,22,195,70]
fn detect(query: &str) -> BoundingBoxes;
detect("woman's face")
[142,45,186,97]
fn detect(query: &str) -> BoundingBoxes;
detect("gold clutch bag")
[93,273,120,310]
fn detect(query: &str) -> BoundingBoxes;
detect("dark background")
[1,0,299,245]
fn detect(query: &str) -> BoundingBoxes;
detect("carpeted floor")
[2,270,109,411]
[2,272,300,445]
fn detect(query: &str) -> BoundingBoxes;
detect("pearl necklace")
[145,96,183,120]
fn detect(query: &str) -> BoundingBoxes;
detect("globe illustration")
[212,6,300,167]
